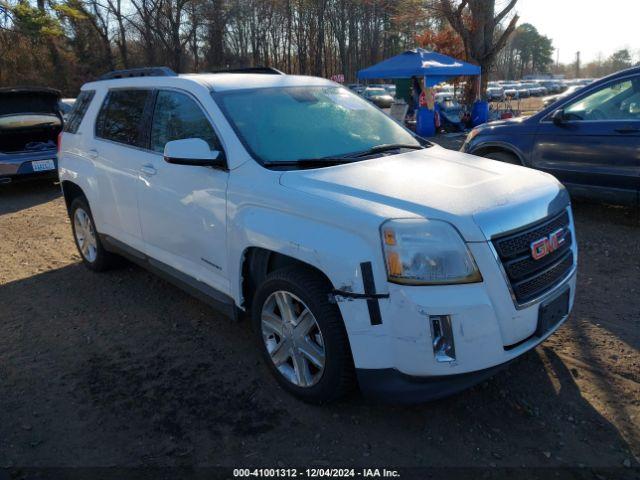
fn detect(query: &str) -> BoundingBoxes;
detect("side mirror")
[163,138,225,168]
[551,108,566,125]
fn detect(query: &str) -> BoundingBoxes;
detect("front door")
[137,89,230,295]
[531,75,640,204]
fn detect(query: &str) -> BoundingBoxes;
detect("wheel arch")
[470,142,527,166]
[228,205,386,315]
[240,247,335,311]
[61,180,87,214]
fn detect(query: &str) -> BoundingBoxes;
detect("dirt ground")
[0,177,638,476]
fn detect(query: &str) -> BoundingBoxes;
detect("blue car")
[0,87,62,185]
[463,67,640,206]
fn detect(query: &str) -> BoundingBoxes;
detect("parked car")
[543,85,582,108]
[58,98,76,120]
[463,66,640,206]
[0,87,62,184]
[538,80,563,94]
[486,87,505,101]
[59,67,578,403]
[514,83,531,98]
[362,87,394,108]
[347,84,365,94]
[384,84,396,97]
[522,82,547,97]
[501,83,519,99]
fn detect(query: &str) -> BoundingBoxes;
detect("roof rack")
[98,66,177,81]
[207,66,285,75]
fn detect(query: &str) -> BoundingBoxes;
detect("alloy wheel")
[74,207,98,263]
[261,290,326,387]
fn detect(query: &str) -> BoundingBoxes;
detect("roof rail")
[98,66,177,81]
[207,66,285,75]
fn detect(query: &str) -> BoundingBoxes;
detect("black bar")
[360,261,383,326]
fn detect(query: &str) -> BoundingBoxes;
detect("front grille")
[492,210,574,305]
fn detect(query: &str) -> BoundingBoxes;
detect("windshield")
[216,86,419,164]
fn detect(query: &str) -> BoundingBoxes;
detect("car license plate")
[535,288,570,337]
[31,159,55,172]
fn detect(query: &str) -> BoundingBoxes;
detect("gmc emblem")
[531,228,567,260]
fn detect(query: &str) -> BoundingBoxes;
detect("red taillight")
[57,132,62,153]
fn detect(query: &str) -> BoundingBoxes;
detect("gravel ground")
[0,177,638,475]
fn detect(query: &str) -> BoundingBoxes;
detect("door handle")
[140,164,157,176]
[614,127,640,133]
[88,149,99,159]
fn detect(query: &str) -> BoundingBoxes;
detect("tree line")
[4,0,630,99]
[1,0,432,94]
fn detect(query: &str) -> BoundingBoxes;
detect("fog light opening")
[429,315,456,363]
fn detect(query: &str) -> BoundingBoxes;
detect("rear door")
[93,89,153,250]
[531,74,640,204]
[136,89,230,294]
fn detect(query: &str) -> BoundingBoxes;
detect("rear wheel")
[70,197,117,271]
[484,150,521,165]
[252,267,354,403]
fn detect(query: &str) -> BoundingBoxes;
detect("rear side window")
[150,90,220,153]
[96,89,150,147]
[63,90,95,134]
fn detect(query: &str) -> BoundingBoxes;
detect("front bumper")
[357,362,510,404]
[338,218,577,402]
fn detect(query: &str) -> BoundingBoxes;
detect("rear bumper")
[0,150,58,182]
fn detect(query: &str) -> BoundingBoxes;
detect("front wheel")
[252,267,354,403]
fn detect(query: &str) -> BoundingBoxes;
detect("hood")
[474,115,536,136]
[478,116,529,129]
[279,146,568,242]
[0,87,61,117]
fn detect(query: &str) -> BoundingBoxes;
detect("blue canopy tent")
[357,49,486,133]
[357,48,480,87]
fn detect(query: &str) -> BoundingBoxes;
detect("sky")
[512,0,639,64]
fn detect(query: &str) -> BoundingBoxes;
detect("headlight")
[381,219,482,285]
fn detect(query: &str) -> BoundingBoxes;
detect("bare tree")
[436,0,519,98]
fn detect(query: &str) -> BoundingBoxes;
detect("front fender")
[229,205,387,295]
[228,205,389,331]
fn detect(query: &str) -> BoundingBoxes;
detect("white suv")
[58,67,578,403]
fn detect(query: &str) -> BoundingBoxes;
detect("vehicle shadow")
[329,345,639,471]
[0,261,637,469]
[0,180,61,216]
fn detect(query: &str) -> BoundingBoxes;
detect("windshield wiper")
[263,143,427,169]
[263,157,357,169]
[346,143,425,158]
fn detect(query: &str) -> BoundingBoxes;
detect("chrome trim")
[488,206,577,310]
[473,186,570,240]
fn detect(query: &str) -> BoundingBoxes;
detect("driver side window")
[564,77,640,121]
[150,90,220,153]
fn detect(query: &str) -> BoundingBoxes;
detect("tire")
[251,266,355,403]
[69,196,117,271]
[484,150,521,165]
